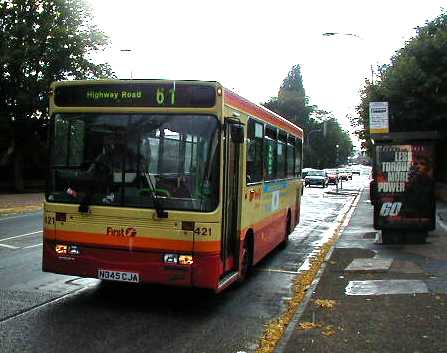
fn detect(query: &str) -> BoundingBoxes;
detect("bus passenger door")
[222,122,243,274]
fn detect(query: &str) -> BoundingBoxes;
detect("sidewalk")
[279,187,447,353]
[0,193,43,215]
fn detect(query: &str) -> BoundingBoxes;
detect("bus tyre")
[382,230,403,244]
[280,214,291,249]
[407,231,427,244]
[239,245,252,282]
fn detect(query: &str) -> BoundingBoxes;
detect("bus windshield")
[47,113,220,212]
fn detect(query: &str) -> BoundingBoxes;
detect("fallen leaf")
[314,299,336,310]
[321,325,336,336]
[299,322,321,330]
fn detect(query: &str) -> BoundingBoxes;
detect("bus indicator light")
[56,244,67,255]
[181,221,195,231]
[179,255,193,265]
[55,212,66,222]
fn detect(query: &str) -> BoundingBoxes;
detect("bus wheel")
[239,244,252,282]
[382,230,403,244]
[280,213,291,249]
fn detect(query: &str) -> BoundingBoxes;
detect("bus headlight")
[69,245,80,255]
[163,254,193,265]
[164,254,178,264]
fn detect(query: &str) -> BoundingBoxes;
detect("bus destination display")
[54,83,216,108]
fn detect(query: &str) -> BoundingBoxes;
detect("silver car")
[304,170,328,188]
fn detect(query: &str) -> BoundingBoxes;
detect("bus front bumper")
[42,240,221,289]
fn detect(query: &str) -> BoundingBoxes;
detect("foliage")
[353,10,447,154]
[0,0,114,191]
[263,65,353,168]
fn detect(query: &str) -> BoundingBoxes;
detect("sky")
[88,0,445,149]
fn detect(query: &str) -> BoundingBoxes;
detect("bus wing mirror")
[230,124,244,144]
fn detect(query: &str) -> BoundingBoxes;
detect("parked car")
[304,169,328,188]
[325,169,338,185]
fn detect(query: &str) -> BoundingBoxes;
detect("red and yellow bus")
[43,80,303,292]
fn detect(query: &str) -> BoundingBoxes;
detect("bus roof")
[224,88,303,139]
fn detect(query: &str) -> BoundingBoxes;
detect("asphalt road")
[0,177,367,353]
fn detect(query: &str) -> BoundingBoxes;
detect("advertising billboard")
[373,143,435,230]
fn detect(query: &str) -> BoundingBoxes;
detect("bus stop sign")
[369,102,389,134]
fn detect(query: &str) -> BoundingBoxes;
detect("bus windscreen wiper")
[143,173,168,218]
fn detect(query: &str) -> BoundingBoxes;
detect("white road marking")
[0,230,42,242]
[23,243,43,249]
[0,243,19,249]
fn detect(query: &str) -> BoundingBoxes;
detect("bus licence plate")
[98,269,140,283]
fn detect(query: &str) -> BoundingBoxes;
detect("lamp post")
[120,49,133,79]
[322,32,374,84]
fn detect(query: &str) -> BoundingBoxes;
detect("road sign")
[369,102,389,134]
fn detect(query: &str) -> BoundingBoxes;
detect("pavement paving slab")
[345,258,393,272]
[279,187,447,353]
[345,279,429,296]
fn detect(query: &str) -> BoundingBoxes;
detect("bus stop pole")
[336,171,339,193]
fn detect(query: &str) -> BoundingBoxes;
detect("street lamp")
[335,144,340,166]
[321,32,375,84]
[322,32,361,39]
[120,49,133,79]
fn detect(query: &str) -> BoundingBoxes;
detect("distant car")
[337,169,349,181]
[344,168,353,179]
[325,169,338,185]
[351,167,361,175]
[302,168,316,179]
[304,170,328,188]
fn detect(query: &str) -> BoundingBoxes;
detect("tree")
[264,65,315,129]
[263,64,353,168]
[0,0,114,191]
[353,10,447,155]
[307,117,353,168]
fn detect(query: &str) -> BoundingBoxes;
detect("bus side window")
[246,119,263,184]
[287,136,295,177]
[277,131,287,179]
[264,126,277,181]
[295,139,303,177]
